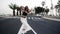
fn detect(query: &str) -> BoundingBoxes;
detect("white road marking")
[32,17,34,19]
[28,17,30,19]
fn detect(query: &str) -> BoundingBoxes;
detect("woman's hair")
[22,6,28,17]
[24,6,29,11]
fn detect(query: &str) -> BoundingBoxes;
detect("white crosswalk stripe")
[31,17,34,19]
[28,17,41,20]
[28,17,31,19]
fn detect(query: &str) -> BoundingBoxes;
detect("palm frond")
[9,5,13,9]
[9,3,17,10]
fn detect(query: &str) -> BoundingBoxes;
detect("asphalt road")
[27,16,60,34]
[0,16,60,34]
[0,17,22,34]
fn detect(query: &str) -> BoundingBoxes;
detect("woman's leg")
[19,17,37,34]
[23,18,37,34]
[18,24,26,34]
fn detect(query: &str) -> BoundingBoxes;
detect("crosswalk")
[27,16,46,22]
[27,17,42,21]
[27,17,41,19]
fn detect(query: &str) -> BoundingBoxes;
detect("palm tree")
[45,7,49,14]
[19,6,23,16]
[57,1,60,5]
[41,1,45,15]
[55,1,60,13]
[16,6,20,16]
[9,3,17,16]
[55,1,60,9]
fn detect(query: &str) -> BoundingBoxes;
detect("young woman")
[18,6,37,34]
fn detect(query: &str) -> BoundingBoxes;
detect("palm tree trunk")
[20,10,21,16]
[17,10,18,16]
[13,10,15,16]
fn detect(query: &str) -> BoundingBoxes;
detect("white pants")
[18,17,37,34]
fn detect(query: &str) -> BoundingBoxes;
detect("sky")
[0,0,58,15]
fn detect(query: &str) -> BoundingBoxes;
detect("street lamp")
[41,1,45,7]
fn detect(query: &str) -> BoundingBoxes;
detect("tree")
[55,5,59,9]
[45,6,49,14]
[41,1,46,15]
[16,6,20,16]
[35,7,45,14]
[57,1,60,5]
[19,6,24,15]
[9,3,17,16]
[55,1,60,13]
[55,1,60,9]
[45,9,49,14]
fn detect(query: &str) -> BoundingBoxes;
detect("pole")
[51,0,53,10]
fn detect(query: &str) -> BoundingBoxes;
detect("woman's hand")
[27,10,31,14]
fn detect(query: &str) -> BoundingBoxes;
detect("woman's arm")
[27,10,31,14]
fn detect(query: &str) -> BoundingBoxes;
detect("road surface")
[0,17,22,34]
[0,16,60,34]
[27,16,60,34]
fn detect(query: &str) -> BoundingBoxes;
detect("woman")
[18,6,37,34]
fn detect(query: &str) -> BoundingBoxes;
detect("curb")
[42,17,60,21]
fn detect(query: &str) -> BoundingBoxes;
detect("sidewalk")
[0,16,21,18]
[42,16,60,21]
[0,16,20,20]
